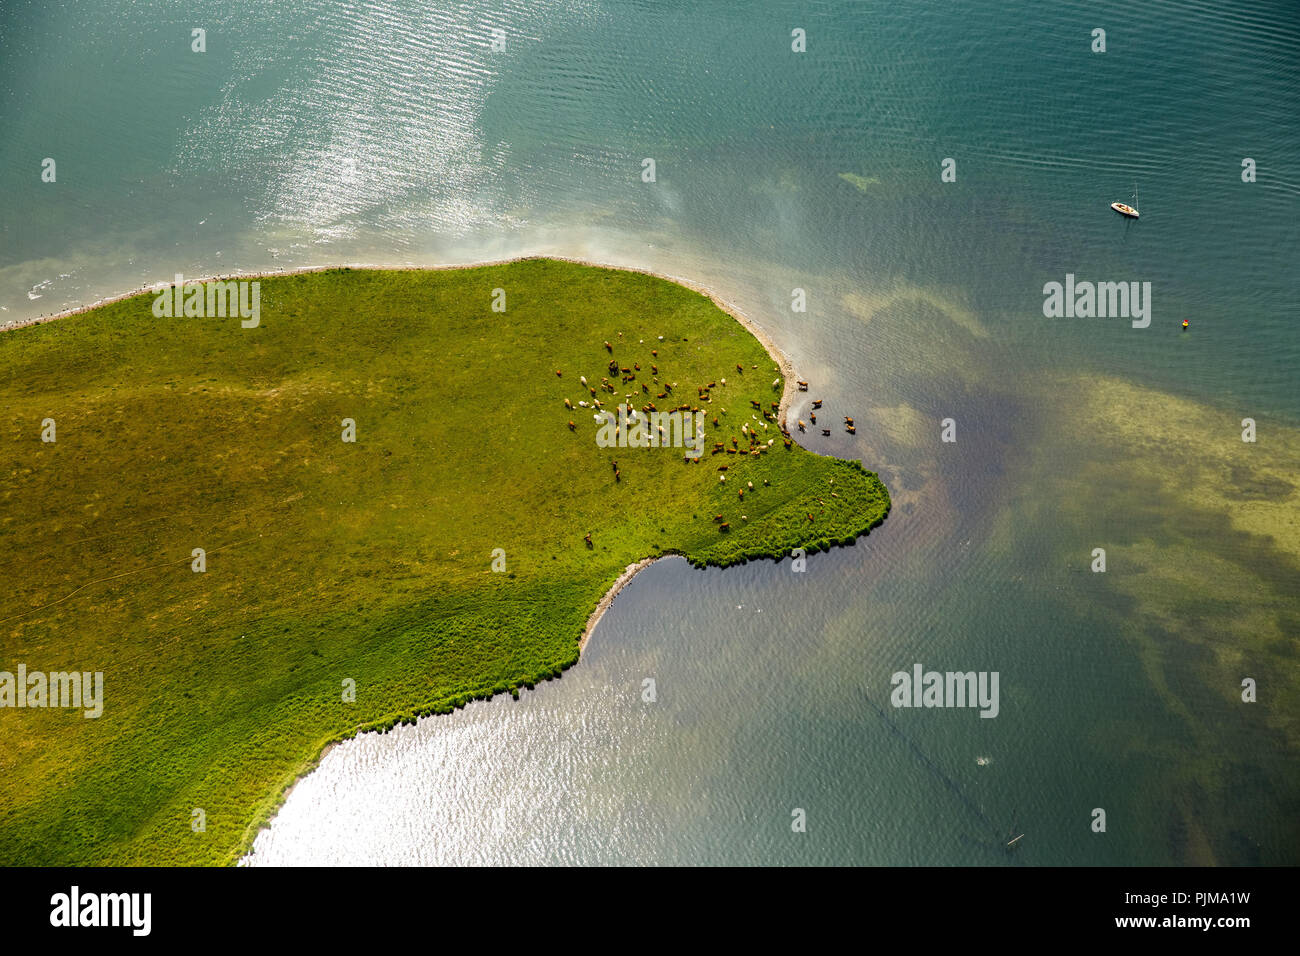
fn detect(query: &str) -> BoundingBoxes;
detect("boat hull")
[1110,202,1139,218]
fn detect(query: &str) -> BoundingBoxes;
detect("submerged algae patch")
[1019,373,1300,863]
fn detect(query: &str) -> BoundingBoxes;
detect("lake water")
[3,0,1296,865]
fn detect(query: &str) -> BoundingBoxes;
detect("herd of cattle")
[558,333,856,541]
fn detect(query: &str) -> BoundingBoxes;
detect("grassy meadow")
[0,259,889,864]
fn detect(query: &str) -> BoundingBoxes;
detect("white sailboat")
[1111,183,1139,219]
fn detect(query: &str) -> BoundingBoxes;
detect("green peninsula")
[0,259,889,864]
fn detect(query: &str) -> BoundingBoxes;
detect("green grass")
[0,259,889,864]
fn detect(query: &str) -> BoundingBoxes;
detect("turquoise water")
[3,0,1297,864]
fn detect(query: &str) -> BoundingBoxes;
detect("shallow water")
[2,0,1296,865]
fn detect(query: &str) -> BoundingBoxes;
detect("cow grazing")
[604,341,613,352]
[567,420,575,430]
[812,399,823,409]
[584,532,593,547]
[797,420,806,432]
[846,425,856,434]
[564,398,572,409]
[821,429,831,436]
[797,380,808,390]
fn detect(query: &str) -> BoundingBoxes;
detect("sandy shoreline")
[578,557,663,652]
[2,256,799,416]
[3,255,801,655]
